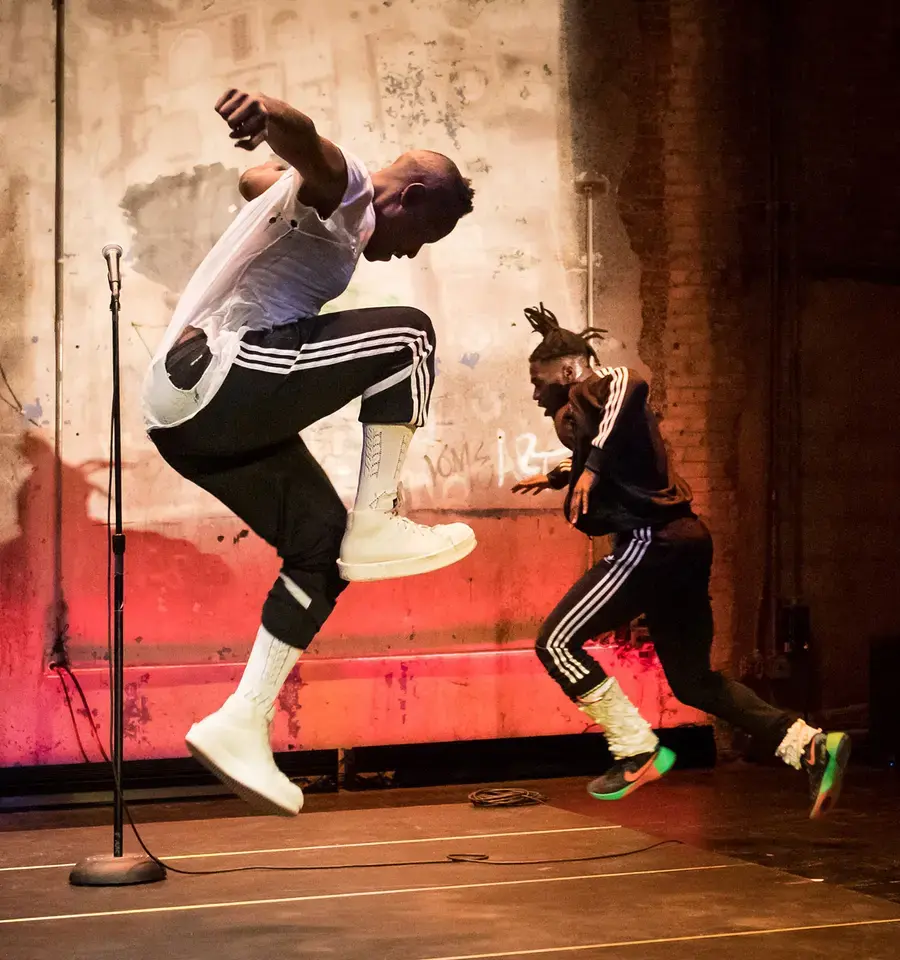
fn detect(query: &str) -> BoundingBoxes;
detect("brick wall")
[615,0,900,717]
[618,0,765,679]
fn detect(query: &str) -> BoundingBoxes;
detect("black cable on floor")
[469,788,547,806]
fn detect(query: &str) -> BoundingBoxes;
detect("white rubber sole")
[337,532,477,583]
[185,725,303,817]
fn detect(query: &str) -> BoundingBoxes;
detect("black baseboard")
[347,726,716,789]
[0,726,716,810]
[0,750,337,810]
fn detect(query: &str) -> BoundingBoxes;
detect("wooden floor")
[2,790,900,959]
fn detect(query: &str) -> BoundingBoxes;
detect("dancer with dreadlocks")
[512,304,850,818]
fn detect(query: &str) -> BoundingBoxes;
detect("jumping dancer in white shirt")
[144,89,476,815]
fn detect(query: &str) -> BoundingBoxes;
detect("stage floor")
[2,767,900,959]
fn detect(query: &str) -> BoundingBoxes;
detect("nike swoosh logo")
[623,755,656,782]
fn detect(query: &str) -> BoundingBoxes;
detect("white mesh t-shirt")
[142,147,375,429]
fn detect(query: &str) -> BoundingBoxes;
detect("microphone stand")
[69,251,166,887]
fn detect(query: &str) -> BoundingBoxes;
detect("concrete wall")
[1,0,710,766]
[54,0,584,665]
[0,0,59,761]
[10,0,893,765]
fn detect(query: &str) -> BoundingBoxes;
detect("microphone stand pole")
[69,251,166,887]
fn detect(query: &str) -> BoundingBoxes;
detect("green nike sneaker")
[802,731,851,819]
[587,746,676,801]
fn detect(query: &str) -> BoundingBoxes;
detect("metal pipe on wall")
[585,183,594,329]
[575,173,609,335]
[575,174,609,568]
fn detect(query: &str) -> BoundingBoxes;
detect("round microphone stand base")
[69,853,167,887]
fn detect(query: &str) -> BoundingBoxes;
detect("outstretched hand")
[216,89,269,150]
[512,475,552,496]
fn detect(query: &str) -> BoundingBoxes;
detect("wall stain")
[398,661,409,724]
[123,672,152,743]
[382,65,431,131]
[21,398,42,421]
[85,0,173,27]
[120,164,241,294]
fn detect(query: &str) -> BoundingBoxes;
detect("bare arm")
[238,159,288,202]
[215,89,348,218]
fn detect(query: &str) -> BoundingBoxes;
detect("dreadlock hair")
[525,303,607,365]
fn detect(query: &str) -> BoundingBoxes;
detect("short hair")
[450,173,475,217]
[408,150,475,219]
[525,303,606,364]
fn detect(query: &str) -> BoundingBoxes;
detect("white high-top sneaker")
[185,695,304,816]
[341,423,477,581]
[338,507,476,582]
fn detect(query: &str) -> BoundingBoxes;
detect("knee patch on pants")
[261,568,348,650]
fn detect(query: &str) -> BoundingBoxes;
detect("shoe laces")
[386,484,437,537]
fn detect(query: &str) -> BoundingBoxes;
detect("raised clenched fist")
[215,89,268,151]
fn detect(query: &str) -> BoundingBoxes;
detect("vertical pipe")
[52,0,66,660]
[585,184,594,330]
[580,180,596,568]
